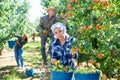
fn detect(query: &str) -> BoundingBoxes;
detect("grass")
[0,66,26,80]
[6,71,21,80]
[23,41,41,51]
[23,41,43,67]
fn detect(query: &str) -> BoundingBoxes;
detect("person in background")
[31,32,37,42]
[50,22,78,69]
[39,7,67,65]
[14,34,28,70]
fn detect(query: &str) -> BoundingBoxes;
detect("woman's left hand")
[70,48,79,56]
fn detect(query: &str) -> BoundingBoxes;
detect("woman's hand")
[51,59,57,64]
[16,39,21,47]
[41,30,49,35]
[71,48,79,56]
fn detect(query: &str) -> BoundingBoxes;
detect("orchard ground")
[0,37,118,80]
[0,37,50,80]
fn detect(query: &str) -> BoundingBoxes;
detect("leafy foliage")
[65,0,120,78]
[41,0,120,78]
[0,0,30,54]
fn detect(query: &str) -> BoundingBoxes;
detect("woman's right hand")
[51,59,57,64]
[41,30,49,35]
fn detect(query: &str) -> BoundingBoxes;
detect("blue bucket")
[8,40,16,49]
[26,68,34,77]
[74,72,100,80]
[51,71,73,80]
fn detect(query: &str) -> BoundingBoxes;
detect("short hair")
[51,22,66,33]
[23,34,28,42]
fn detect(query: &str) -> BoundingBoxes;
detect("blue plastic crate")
[51,71,73,80]
[26,68,34,77]
[74,72,100,80]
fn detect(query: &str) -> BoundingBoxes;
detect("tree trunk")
[0,47,3,55]
[0,44,4,55]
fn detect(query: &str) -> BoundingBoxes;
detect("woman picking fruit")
[14,34,28,70]
[50,22,78,69]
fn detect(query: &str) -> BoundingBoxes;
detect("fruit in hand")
[70,48,76,54]
[52,60,73,72]
[42,30,48,35]
[55,60,60,66]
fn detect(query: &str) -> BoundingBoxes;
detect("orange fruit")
[96,24,100,30]
[99,26,103,29]
[67,4,73,10]
[87,26,92,30]
[102,0,108,6]
[99,16,103,20]
[96,24,100,27]
[67,12,74,17]
[96,24,104,31]
[75,0,80,3]
[97,53,104,59]
[70,0,74,2]
[82,26,92,31]
[86,27,90,31]
[88,60,95,64]
[107,14,112,17]
[82,26,87,30]
[93,0,101,4]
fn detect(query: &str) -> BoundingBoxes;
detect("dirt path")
[0,49,16,67]
[0,48,37,68]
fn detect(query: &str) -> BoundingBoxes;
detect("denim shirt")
[51,36,78,69]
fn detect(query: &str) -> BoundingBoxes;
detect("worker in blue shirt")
[50,22,78,69]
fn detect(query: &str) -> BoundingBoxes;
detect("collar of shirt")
[47,15,55,20]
